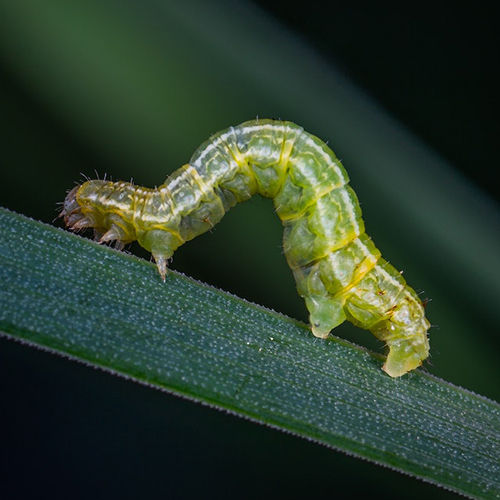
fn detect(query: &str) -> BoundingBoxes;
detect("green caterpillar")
[62,119,430,377]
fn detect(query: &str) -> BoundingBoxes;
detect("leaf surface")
[1,208,498,498]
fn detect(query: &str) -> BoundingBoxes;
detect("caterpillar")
[61,119,430,377]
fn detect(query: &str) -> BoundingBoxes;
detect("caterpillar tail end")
[380,324,430,378]
[382,346,425,378]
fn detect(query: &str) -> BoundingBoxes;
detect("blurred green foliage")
[0,1,498,498]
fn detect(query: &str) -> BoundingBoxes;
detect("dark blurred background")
[0,1,498,499]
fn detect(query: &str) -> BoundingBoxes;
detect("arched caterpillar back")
[62,119,430,377]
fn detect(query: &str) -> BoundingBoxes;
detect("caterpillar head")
[62,181,135,247]
[62,180,181,281]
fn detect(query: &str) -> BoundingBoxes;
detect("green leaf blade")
[1,207,499,499]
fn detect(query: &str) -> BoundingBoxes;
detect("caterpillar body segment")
[62,119,430,377]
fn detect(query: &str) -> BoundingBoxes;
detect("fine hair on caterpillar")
[61,119,430,377]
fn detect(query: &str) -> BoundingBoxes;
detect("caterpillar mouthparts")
[62,186,84,228]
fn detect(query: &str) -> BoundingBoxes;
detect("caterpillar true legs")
[62,119,430,377]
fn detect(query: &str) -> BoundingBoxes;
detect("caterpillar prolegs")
[62,119,430,377]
